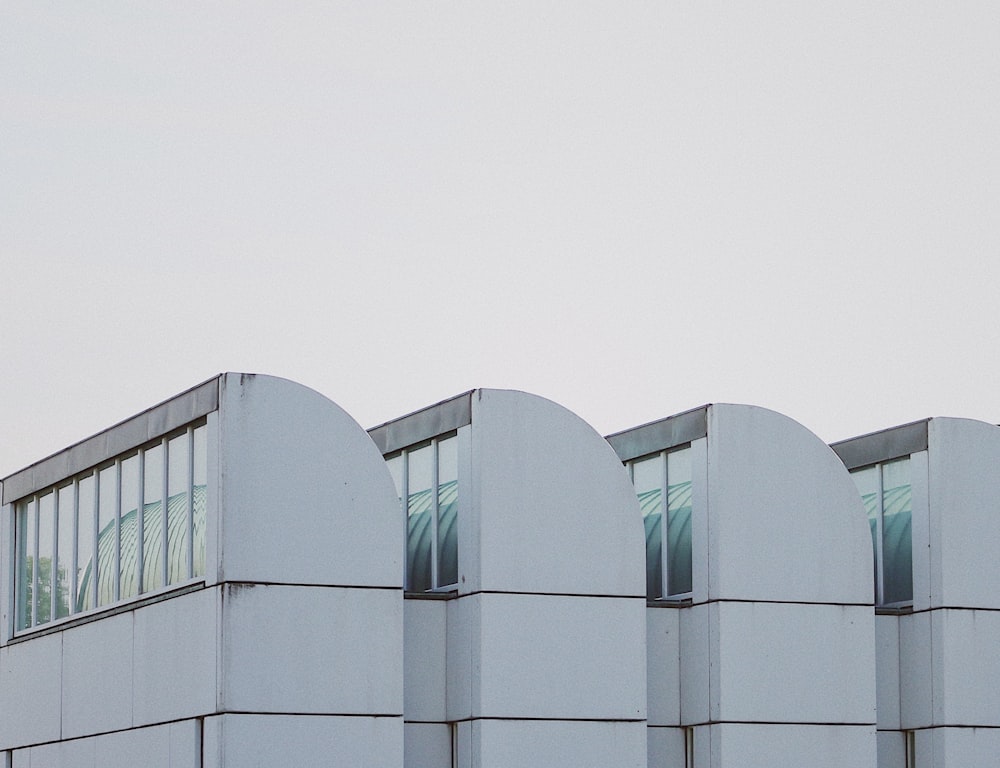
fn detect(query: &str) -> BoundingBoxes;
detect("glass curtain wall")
[386,433,458,592]
[628,446,693,600]
[851,457,913,605]
[13,422,208,633]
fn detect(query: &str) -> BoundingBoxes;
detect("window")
[851,457,912,605]
[14,422,208,632]
[627,445,692,599]
[386,433,458,592]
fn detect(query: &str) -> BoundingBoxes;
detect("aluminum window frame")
[11,419,208,636]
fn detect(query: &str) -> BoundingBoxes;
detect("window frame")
[12,419,209,636]
[627,443,694,602]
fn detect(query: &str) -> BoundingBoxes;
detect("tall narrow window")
[387,433,459,592]
[852,457,912,605]
[628,445,693,599]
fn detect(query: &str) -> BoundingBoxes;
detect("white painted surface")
[876,730,906,768]
[899,611,936,729]
[715,601,875,725]
[712,723,876,768]
[12,720,199,768]
[928,418,1000,610]
[472,719,646,768]
[403,722,451,768]
[61,611,133,739]
[132,588,217,726]
[707,404,873,604]
[403,598,447,722]
[217,373,402,588]
[470,389,645,597]
[937,609,1000,726]
[221,582,403,715]
[875,614,901,730]
[928,726,1000,767]
[679,603,711,726]
[202,713,403,768]
[646,727,686,768]
[475,592,646,720]
[646,607,681,726]
[0,633,62,748]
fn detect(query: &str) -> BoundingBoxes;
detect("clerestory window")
[627,445,693,600]
[850,457,912,606]
[14,422,208,632]
[386,433,458,592]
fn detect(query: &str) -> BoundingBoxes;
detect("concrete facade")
[0,373,995,766]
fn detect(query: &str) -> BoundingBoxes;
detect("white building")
[1,373,996,767]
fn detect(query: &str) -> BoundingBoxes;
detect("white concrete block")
[899,611,936,729]
[647,607,681,726]
[168,720,202,768]
[679,603,710,725]
[933,726,1000,767]
[217,374,402,588]
[875,614,901,730]
[713,723,876,768]
[714,601,875,725]
[707,404,873,604]
[404,722,451,768]
[445,594,477,721]
[202,713,403,768]
[132,589,218,726]
[61,612,133,738]
[876,731,906,768]
[11,752,27,768]
[404,598,447,722]
[928,419,1000,610]
[938,609,1000,726]
[23,737,96,768]
[471,389,646,598]
[647,726,686,768]
[0,633,62,748]
[473,719,646,768]
[221,583,403,715]
[476,592,646,720]
[94,723,170,768]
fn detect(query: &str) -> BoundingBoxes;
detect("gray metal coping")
[368,391,473,456]
[2,375,220,505]
[829,419,929,471]
[605,405,709,463]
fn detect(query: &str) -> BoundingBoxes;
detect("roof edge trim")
[368,391,474,455]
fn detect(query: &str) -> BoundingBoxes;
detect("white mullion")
[51,490,59,623]
[31,496,39,626]
[137,450,146,595]
[875,464,886,605]
[186,426,194,580]
[71,478,79,615]
[401,451,410,590]
[161,437,169,587]
[91,470,100,609]
[660,450,670,599]
[431,439,440,589]
[114,459,122,602]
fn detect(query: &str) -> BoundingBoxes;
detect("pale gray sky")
[3,2,999,477]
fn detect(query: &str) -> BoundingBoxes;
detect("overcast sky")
[3,2,999,478]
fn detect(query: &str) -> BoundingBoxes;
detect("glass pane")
[437,436,458,587]
[16,499,34,631]
[882,459,913,604]
[77,474,96,613]
[167,434,190,585]
[407,444,433,591]
[192,425,207,578]
[37,492,55,625]
[97,465,117,606]
[666,447,693,596]
[632,454,664,600]
[56,485,74,619]
[142,445,164,593]
[119,454,140,599]
[851,466,880,602]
